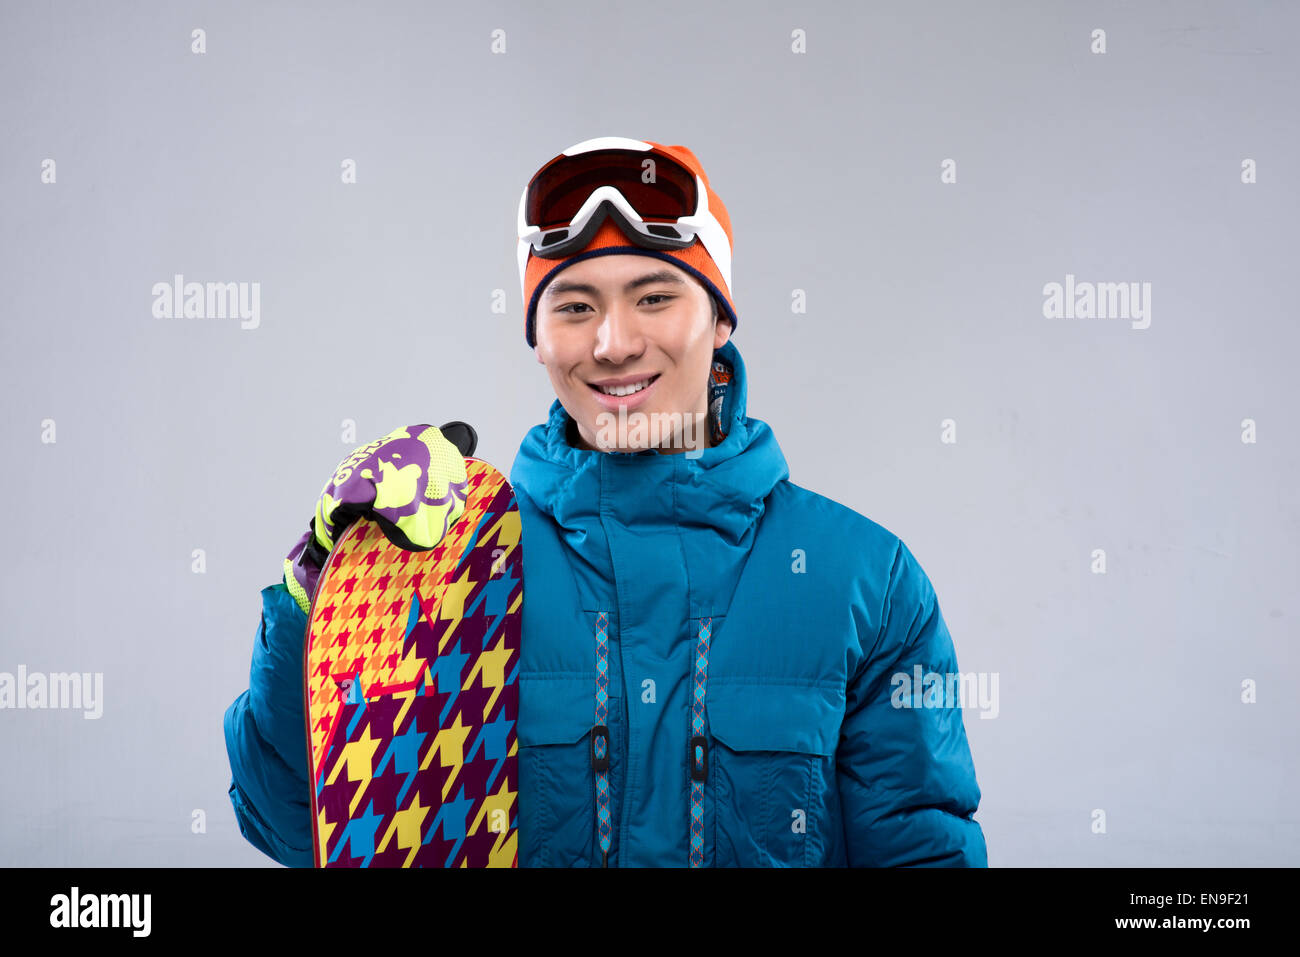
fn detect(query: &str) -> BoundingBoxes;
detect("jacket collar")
[510,339,789,545]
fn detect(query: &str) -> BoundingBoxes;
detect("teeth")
[597,377,654,396]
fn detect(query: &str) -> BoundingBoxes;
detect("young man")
[223,136,988,867]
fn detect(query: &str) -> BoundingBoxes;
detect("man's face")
[533,254,732,453]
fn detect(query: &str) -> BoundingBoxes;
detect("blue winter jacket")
[223,338,987,867]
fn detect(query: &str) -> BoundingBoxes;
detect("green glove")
[283,422,476,616]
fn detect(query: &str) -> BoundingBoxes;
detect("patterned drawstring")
[592,611,612,867]
[689,617,712,867]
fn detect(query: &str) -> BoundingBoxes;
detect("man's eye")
[642,294,672,306]
[557,303,591,314]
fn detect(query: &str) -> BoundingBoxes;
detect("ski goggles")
[516,136,732,286]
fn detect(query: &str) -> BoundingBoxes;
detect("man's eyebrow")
[543,270,687,299]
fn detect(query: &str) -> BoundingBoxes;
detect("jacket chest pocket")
[517,676,603,867]
[707,680,844,867]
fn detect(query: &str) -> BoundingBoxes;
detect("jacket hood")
[509,338,789,617]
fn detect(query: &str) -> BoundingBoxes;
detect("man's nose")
[593,302,644,362]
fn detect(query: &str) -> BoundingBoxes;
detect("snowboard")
[302,456,522,867]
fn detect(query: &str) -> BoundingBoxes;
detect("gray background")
[1,0,1296,866]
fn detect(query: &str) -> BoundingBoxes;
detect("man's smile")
[587,373,662,409]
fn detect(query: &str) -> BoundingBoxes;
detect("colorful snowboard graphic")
[303,457,521,867]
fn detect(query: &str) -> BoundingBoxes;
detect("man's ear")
[713,315,733,349]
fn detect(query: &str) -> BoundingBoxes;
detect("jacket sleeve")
[836,538,988,866]
[222,582,314,867]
